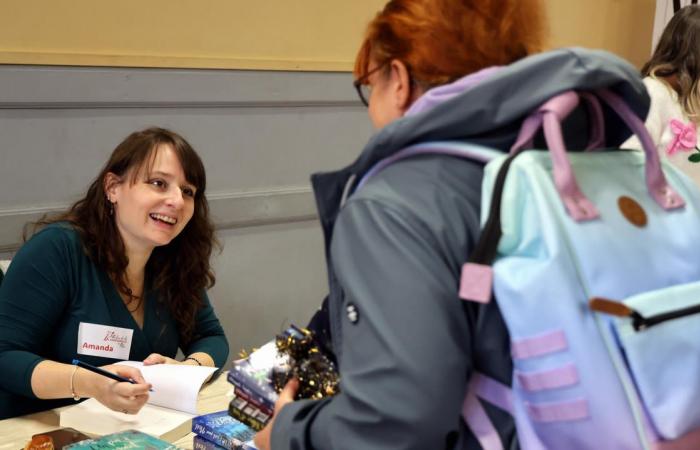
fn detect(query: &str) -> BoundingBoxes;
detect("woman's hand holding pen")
[75,364,152,415]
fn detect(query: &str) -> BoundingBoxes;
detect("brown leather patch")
[618,196,647,227]
[589,297,632,317]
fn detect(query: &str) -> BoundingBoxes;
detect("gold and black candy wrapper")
[271,326,340,400]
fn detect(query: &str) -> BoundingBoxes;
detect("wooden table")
[0,372,233,450]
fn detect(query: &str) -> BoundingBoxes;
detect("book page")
[59,362,218,441]
[59,400,194,443]
[116,361,217,414]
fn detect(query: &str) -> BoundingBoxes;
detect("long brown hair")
[643,5,700,122]
[354,0,546,87]
[27,127,217,344]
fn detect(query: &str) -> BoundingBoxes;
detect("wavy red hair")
[354,0,547,87]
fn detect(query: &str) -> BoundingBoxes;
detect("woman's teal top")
[0,224,229,418]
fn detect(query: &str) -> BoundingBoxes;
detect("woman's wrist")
[184,355,203,366]
[72,366,90,399]
[69,365,81,400]
[73,366,102,399]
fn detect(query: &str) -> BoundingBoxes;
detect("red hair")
[354,0,547,86]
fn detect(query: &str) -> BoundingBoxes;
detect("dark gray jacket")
[271,48,648,450]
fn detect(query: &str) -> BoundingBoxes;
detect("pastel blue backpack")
[360,89,700,449]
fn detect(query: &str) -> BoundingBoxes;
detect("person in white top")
[623,4,700,187]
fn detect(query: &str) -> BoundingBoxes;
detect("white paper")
[59,361,218,440]
[116,361,217,414]
[60,399,194,441]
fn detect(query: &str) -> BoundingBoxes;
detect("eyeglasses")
[353,63,388,107]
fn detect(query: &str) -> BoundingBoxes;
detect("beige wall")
[1,0,655,71]
[0,0,385,70]
[545,0,656,69]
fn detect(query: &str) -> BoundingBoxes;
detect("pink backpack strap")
[462,372,514,450]
[462,389,504,450]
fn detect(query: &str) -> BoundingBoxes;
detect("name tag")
[77,322,133,360]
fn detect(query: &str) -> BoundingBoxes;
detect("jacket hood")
[311,47,649,243]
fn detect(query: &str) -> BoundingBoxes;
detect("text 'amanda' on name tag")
[77,322,133,360]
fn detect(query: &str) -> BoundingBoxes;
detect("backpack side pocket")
[608,281,700,440]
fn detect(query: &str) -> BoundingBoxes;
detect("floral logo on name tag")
[104,330,129,348]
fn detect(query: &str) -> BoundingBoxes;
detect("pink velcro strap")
[526,398,589,423]
[651,426,700,450]
[462,390,505,450]
[511,329,568,360]
[516,363,579,392]
[459,263,493,303]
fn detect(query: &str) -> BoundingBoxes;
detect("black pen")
[72,359,154,391]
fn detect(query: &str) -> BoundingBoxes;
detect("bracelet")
[184,356,202,366]
[70,365,81,401]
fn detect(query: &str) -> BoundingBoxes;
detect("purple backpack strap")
[462,372,512,450]
[511,91,606,153]
[462,388,504,450]
[355,142,502,192]
[464,372,551,450]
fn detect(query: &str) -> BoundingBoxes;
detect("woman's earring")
[106,197,114,216]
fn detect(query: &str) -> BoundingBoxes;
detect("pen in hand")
[72,359,154,392]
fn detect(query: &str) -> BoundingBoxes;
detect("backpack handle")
[511,91,605,154]
[518,90,684,221]
[596,88,684,211]
[538,91,601,221]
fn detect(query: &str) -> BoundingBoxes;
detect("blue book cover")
[192,411,256,450]
[227,340,281,411]
[227,326,304,412]
[193,434,226,450]
[230,387,273,417]
[64,430,179,449]
[193,434,258,450]
[227,373,275,412]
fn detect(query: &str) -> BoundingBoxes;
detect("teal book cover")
[64,430,180,449]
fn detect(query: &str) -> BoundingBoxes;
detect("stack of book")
[227,325,340,432]
[191,411,256,450]
[226,338,281,431]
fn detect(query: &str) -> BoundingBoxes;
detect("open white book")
[60,361,218,442]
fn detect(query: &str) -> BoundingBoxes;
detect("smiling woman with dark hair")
[0,127,228,419]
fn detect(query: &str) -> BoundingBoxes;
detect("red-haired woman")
[254,0,546,449]
[0,128,228,418]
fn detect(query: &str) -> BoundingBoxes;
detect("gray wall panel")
[0,106,362,208]
[210,221,328,352]
[0,65,373,358]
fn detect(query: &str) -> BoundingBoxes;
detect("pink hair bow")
[666,119,697,156]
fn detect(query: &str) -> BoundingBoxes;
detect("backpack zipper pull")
[589,297,648,330]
